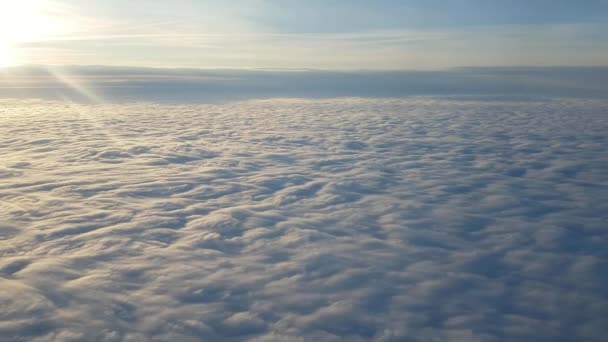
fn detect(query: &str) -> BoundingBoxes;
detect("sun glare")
[0,44,14,68]
[0,0,73,66]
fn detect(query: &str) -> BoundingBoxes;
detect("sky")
[1,0,607,70]
[1,2,608,340]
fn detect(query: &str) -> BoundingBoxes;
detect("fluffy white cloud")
[0,98,606,341]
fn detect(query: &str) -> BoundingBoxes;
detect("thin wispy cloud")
[4,0,608,69]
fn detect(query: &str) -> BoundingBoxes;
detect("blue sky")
[249,0,608,32]
[1,0,607,69]
[63,0,608,30]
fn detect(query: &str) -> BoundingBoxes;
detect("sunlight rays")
[45,66,104,103]
[42,66,128,149]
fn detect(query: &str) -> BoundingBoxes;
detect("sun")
[0,0,73,66]
[0,1,67,40]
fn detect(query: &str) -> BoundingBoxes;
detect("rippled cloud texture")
[1,97,607,341]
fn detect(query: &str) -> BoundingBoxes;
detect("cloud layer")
[0,98,607,341]
[2,66,608,103]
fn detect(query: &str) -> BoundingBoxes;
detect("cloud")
[2,66,608,103]
[0,97,606,340]
[17,24,608,70]
[253,0,608,32]
[3,1,606,69]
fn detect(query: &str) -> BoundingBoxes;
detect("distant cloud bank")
[2,66,608,103]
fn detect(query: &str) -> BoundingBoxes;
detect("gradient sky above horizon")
[0,0,607,70]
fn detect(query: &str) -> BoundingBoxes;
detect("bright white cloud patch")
[0,98,607,341]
